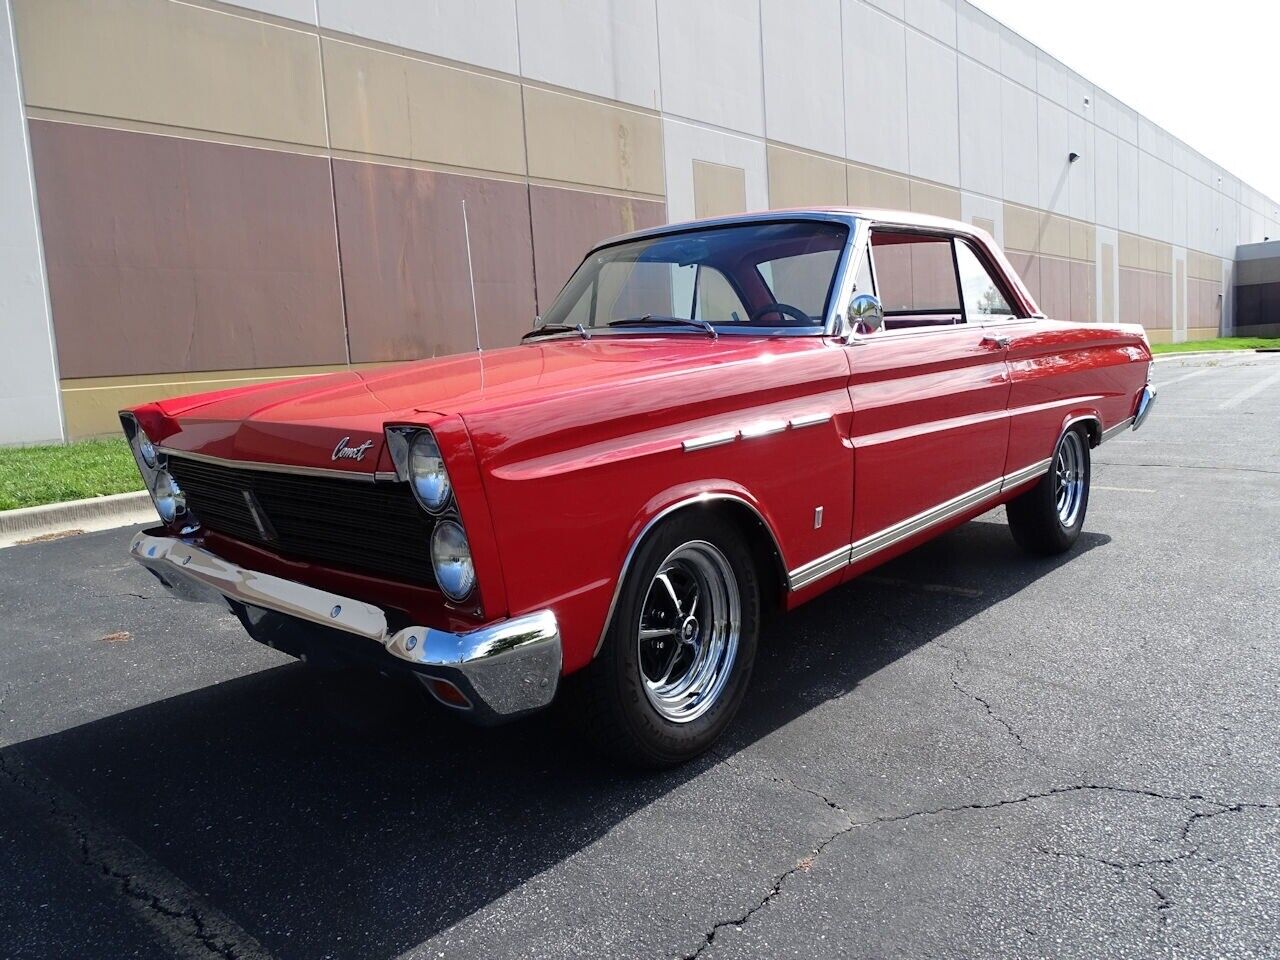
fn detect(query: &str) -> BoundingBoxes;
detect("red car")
[122,209,1156,766]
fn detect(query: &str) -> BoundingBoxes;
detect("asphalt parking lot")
[2,352,1277,960]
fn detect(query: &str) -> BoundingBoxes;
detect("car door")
[841,228,1013,569]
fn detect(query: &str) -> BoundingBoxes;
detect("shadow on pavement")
[3,518,1109,959]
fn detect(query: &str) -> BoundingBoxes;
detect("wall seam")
[513,1,540,318]
[311,0,352,366]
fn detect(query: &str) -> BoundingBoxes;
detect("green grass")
[1151,336,1280,354]
[0,437,144,511]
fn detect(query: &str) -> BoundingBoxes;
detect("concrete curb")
[0,490,156,547]
[1152,349,1259,362]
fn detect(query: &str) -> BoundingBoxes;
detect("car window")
[869,232,962,329]
[756,249,841,317]
[693,266,748,323]
[955,241,1014,319]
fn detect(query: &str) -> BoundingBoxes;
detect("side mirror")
[847,293,884,335]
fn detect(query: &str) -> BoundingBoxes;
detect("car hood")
[147,336,822,473]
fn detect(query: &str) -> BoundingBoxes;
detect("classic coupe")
[122,209,1155,766]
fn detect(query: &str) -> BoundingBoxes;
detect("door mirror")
[847,293,884,335]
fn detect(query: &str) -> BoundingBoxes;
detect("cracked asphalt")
[2,352,1277,959]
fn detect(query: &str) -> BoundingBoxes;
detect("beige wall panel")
[692,160,747,218]
[1038,255,1070,320]
[1003,203,1039,253]
[766,145,846,208]
[1069,220,1095,262]
[323,39,525,175]
[1186,326,1219,341]
[1119,267,1140,324]
[1069,259,1094,324]
[1146,327,1173,344]
[1039,213,1070,259]
[971,216,996,236]
[1176,259,1187,334]
[1140,236,1172,274]
[61,365,347,439]
[909,180,961,219]
[1006,251,1039,300]
[1100,242,1116,324]
[1139,269,1171,329]
[1119,232,1141,269]
[15,0,326,147]
[524,86,664,195]
[847,163,910,210]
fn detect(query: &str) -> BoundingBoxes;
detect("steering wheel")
[749,302,812,326]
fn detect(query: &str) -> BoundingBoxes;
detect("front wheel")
[1007,426,1091,555]
[574,512,760,767]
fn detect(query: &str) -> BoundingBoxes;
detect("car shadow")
[5,518,1109,959]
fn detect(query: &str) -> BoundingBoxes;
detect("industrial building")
[2,0,1277,444]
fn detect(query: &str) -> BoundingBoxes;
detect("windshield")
[539,220,850,335]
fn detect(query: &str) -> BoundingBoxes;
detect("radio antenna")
[462,199,482,353]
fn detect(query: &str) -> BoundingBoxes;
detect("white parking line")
[1154,368,1212,388]
[1219,369,1280,409]
[1095,485,1156,493]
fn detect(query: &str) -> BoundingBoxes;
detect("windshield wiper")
[606,315,718,339]
[521,322,590,341]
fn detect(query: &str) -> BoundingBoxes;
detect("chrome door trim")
[1101,416,1135,442]
[157,446,387,483]
[1001,457,1053,489]
[593,493,788,658]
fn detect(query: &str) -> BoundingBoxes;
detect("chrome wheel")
[1055,430,1086,527]
[636,541,741,724]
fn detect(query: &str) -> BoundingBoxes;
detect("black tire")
[572,510,760,768]
[1007,425,1091,555]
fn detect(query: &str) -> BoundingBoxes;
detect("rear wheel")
[575,512,759,767]
[1007,426,1091,555]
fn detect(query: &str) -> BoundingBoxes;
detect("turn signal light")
[422,677,472,710]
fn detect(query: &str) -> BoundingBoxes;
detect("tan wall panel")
[332,160,538,360]
[1003,203,1039,253]
[1038,255,1070,321]
[323,39,525,175]
[1039,214,1071,259]
[529,184,666,312]
[1139,269,1172,329]
[1006,251,1040,301]
[1119,266,1141,324]
[15,0,326,147]
[1069,259,1094,324]
[30,120,347,378]
[1186,326,1219,341]
[909,180,961,219]
[692,160,746,219]
[1100,242,1116,324]
[1119,233,1142,269]
[1146,328,1173,344]
[1176,259,1186,332]
[1069,220,1095,262]
[1140,237,1172,274]
[524,86,663,195]
[61,364,348,439]
[767,145,846,208]
[847,163,910,210]
[971,216,996,236]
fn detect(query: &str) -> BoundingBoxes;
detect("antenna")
[462,200,482,353]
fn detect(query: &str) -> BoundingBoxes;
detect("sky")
[968,0,1280,204]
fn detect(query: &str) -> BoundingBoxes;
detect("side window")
[955,241,1014,319]
[869,232,962,329]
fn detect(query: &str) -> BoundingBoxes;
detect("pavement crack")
[1094,459,1280,477]
[938,642,1031,756]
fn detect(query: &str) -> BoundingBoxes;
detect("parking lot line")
[1154,368,1212,388]
[1094,485,1156,493]
[1218,369,1280,409]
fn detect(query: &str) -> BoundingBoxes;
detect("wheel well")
[1067,416,1101,447]
[689,499,788,622]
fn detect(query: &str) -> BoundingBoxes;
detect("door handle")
[982,335,1012,349]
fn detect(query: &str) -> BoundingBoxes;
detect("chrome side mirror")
[847,293,884,335]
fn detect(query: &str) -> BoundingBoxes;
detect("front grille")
[167,456,436,585]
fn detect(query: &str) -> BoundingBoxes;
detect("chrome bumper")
[130,531,561,723]
[1132,385,1157,431]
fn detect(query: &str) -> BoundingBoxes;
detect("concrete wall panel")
[692,160,747,219]
[656,0,763,135]
[847,162,911,209]
[15,0,326,147]
[662,117,767,223]
[843,1,908,172]
[761,0,844,157]
[958,58,1002,199]
[30,121,346,378]
[316,0,519,74]
[905,31,959,186]
[767,145,847,209]
[999,79,1037,208]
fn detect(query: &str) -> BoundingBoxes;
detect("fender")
[592,480,790,659]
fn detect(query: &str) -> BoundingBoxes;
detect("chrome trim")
[130,531,560,723]
[593,493,788,658]
[739,419,788,439]
[787,543,851,591]
[156,446,381,484]
[1002,457,1053,489]
[682,431,737,452]
[1101,417,1135,443]
[1132,386,1157,431]
[788,411,832,429]
[1061,413,1102,446]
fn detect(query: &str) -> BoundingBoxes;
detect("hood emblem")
[332,436,375,462]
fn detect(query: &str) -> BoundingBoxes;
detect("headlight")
[151,468,185,524]
[409,431,452,512]
[137,432,158,468]
[431,520,475,601]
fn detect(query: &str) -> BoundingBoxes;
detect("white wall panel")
[956,1,1000,69]
[1066,112,1093,221]
[656,0,764,135]
[1065,69,1092,119]
[1171,168,1188,248]
[0,0,63,441]
[961,191,1003,246]
[1139,151,1172,242]
[761,0,844,156]
[661,118,767,223]
[516,0,660,109]
[998,24,1036,88]
[957,58,1001,198]
[1000,78,1037,207]
[905,0,956,46]
[1035,51,1068,107]
[225,0,317,23]
[1037,96,1069,214]
[843,0,909,171]
[905,30,959,185]
[1093,127,1118,229]
[317,0,520,74]
[1118,137,1140,234]
[865,0,905,17]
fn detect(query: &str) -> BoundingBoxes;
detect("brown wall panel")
[529,185,666,313]
[333,160,537,360]
[30,120,346,378]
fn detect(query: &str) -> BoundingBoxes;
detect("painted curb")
[0,490,155,546]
